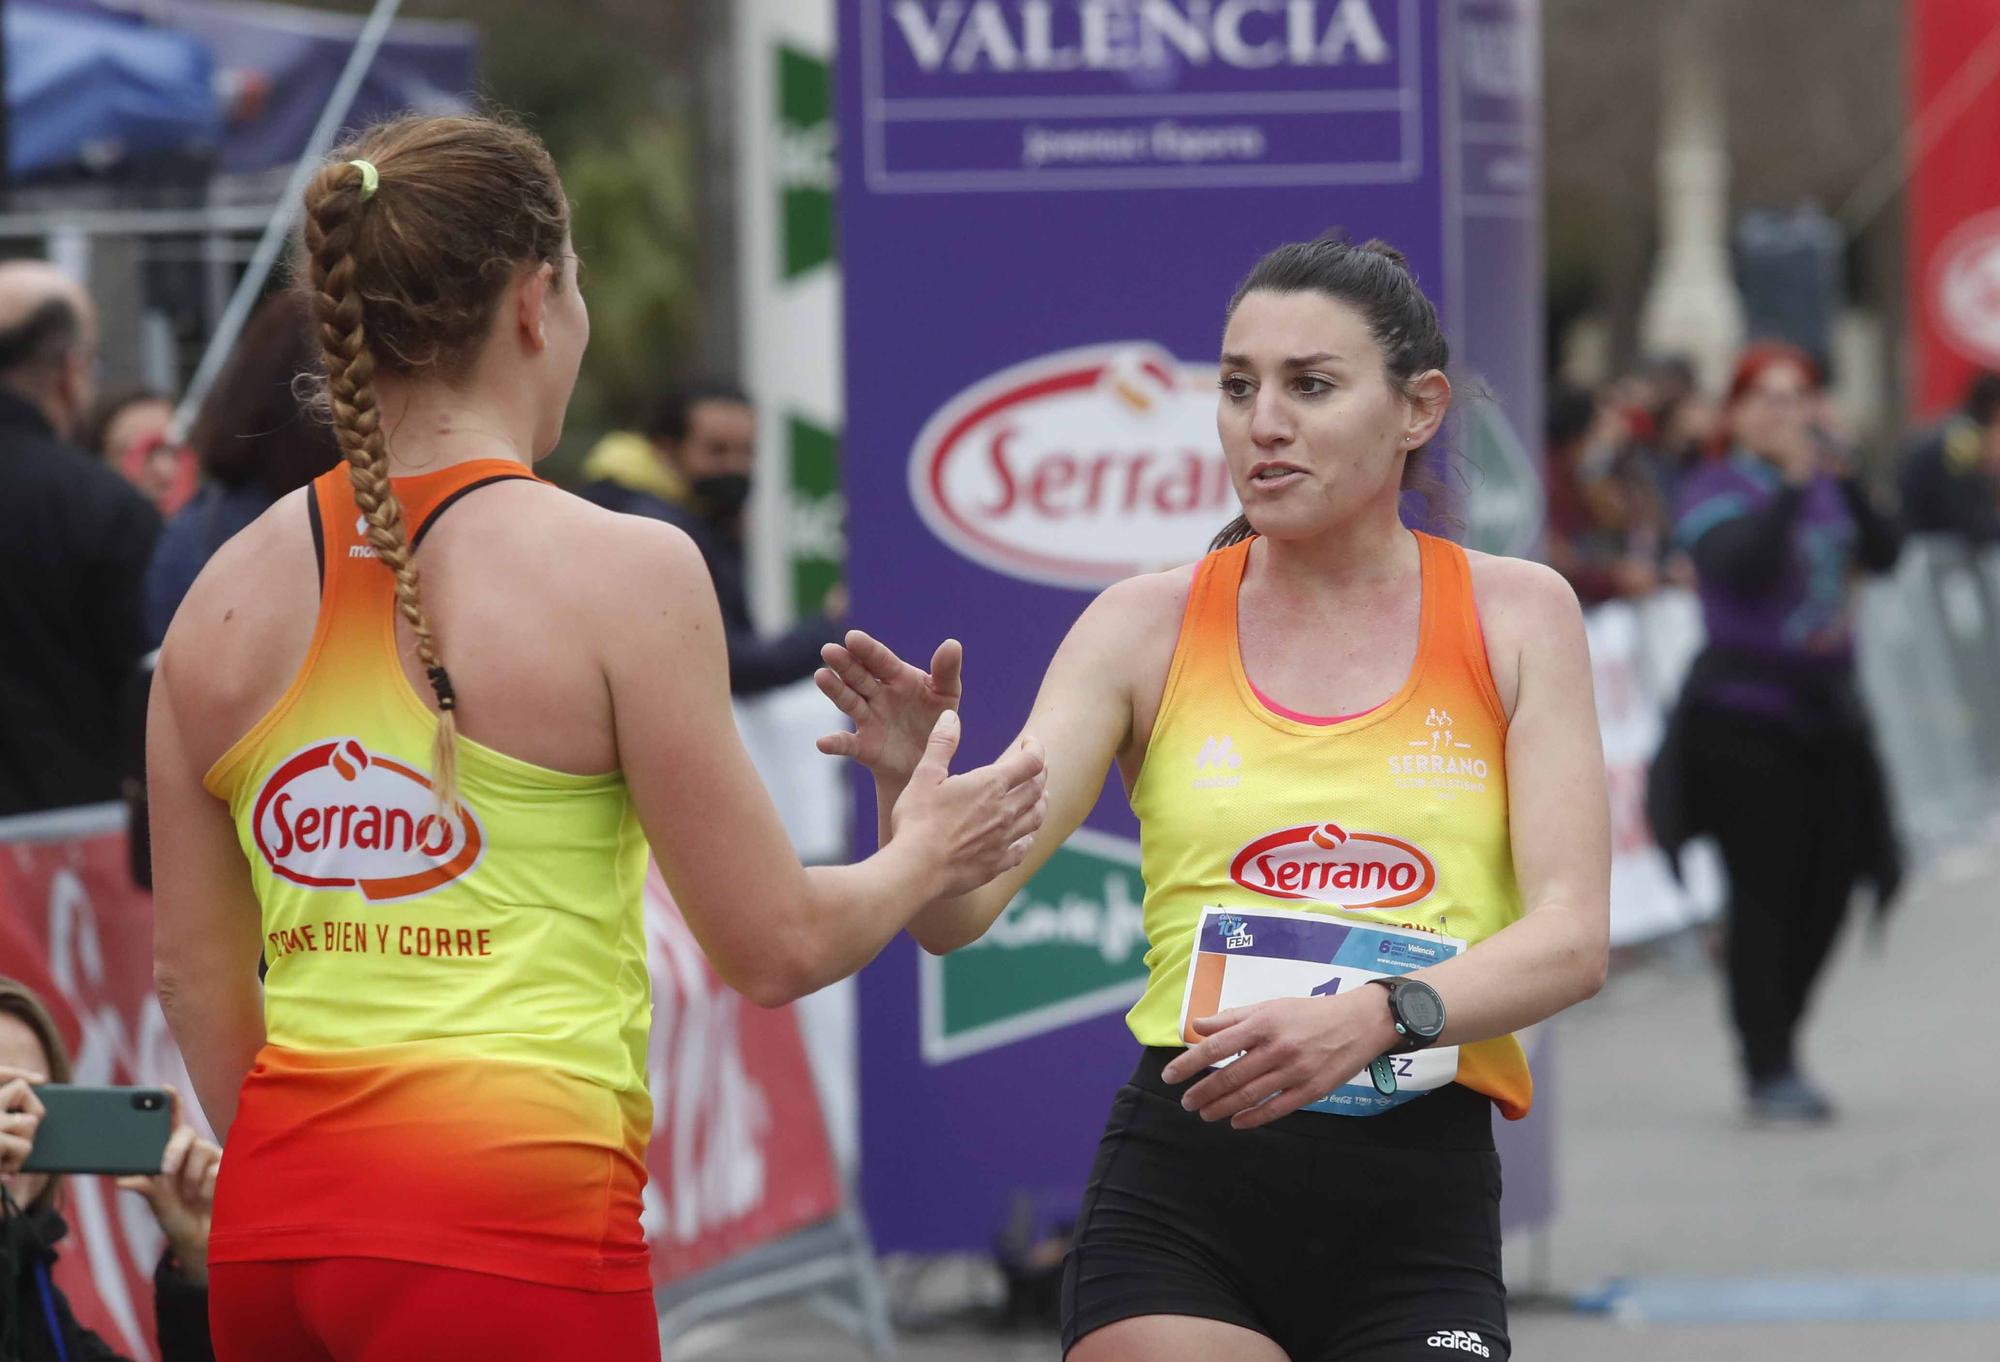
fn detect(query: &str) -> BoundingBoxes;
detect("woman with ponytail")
[145,115,1044,1361]
[815,233,1609,1361]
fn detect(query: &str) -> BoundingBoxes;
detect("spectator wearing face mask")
[580,380,846,695]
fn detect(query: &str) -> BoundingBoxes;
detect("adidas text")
[1426,1330,1490,1357]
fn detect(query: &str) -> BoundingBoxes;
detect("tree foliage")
[361,0,709,478]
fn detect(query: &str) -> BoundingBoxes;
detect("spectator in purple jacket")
[1651,342,1901,1125]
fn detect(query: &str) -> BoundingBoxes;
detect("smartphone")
[19,1085,172,1176]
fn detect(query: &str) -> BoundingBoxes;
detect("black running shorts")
[1060,1048,1508,1361]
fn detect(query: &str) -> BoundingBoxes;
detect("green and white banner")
[920,828,1149,1064]
[737,2,844,629]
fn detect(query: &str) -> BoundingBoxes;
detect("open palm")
[816,631,963,786]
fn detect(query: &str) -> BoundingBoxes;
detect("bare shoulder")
[1059,564,1196,746]
[168,490,314,636]
[163,489,317,664]
[473,490,724,675]
[159,489,320,758]
[516,488,712,606]
[1074,562,1195,647]
[1463,550,1589,716]
[1466,550,1584,635]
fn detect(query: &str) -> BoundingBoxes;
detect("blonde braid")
[304,159,461,815]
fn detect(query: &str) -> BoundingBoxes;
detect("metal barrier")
[1856,537,2000,857]
[1587,592,1723,945]
[1587,538,2000,945]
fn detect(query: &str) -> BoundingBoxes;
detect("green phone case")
[20,1085,172,1175]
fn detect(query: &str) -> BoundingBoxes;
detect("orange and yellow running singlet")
[1127,532,1533,1119]
[203,461,653,1290]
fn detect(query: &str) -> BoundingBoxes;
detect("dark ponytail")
[1211,232,1451,551]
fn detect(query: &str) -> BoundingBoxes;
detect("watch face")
[1397,982,1445,1036]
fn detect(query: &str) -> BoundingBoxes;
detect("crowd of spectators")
[1,258,845,822]
[1547,351,2000,613]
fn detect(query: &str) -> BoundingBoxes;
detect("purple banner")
[839,0,1545,1253]
[859,0,1424,190]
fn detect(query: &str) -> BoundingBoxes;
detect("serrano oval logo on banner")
[909,342,1234,589]
[250,738,484,902]
[1229,822,1436,908]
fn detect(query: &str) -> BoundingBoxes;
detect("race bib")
[1177,906,1463,1116]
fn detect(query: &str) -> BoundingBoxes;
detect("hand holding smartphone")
[0,1066,47,1177]
[20,1084,173,1175]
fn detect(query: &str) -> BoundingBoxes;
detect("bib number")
[1177,906,1464,1116]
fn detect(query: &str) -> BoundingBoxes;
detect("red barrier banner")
[0,808,183,1362]
[1911,0,2000,417]
[0,809,843,1358]
[638,862,843,1284]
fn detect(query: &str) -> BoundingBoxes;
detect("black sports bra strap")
[307,481,328,596]
[410,471,542,552]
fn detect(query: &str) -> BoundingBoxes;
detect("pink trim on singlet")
[1247,678,1384,727]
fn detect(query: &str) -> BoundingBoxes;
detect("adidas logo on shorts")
[1426,1330,1491,1357]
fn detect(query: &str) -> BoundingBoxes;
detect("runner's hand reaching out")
[887,710,1047,899]
[816,631,963,786]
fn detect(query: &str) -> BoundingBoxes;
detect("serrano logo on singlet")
[250,738,484,901]
[909,342,1233,589]
[1229,822,1435,909]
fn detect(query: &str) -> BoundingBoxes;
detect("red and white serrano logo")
[910,342,1234,589]
[251,738,484,902]
[1229,822,1435,909]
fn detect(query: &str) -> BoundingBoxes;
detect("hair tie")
[426,665,457,712]
[348,159,379,202]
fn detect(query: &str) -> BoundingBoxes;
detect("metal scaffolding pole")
[170,0,404,435]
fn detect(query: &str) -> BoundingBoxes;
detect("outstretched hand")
[889,712,1047,901]
[816,631,963,787]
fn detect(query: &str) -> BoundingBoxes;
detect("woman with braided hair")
[146,114,1045,1361]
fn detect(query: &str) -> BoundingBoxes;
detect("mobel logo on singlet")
[1229,821,1434,909]
[250,739,485,902]
[910,342,1233,589]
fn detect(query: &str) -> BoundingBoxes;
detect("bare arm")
[601,520,1043,1005]
[817,573,1179,954]
[1396,561,1611,1043]
[149,658,267,1137]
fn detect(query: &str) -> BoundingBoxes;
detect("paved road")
[674,837,2000,1360]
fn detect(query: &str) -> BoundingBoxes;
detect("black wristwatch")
[1369,977,1446,1055]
